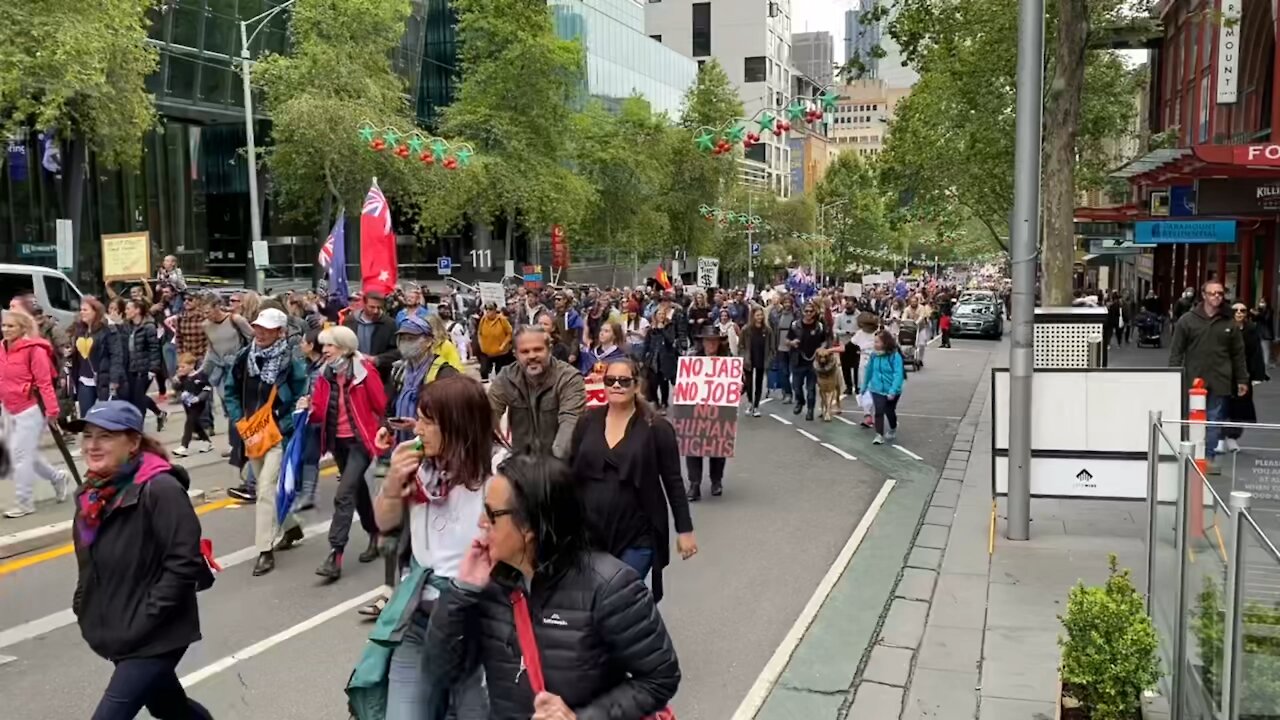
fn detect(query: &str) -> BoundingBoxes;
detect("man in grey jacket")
[489,325,586,458]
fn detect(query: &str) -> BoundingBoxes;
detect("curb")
[0,488,207,560]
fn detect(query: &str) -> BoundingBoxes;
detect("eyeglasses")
[484,503,515,524]
[1206,290,1225,297]
[603,375,635,388]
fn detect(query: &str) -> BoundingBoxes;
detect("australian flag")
[321,211,350,306]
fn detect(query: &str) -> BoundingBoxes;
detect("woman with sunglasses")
[569,357,696,600]
[1221,303,1269,453]
[368,375,503,719]
[427,454,681,720]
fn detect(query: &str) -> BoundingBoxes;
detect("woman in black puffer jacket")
[120,299,167,430]
[427,454,680,720]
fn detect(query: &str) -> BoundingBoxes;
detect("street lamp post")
[819,199,848,286]
[239,0,298,293]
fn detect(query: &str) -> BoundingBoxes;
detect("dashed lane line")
[894,445,925,461]
[796,429,820,442]
[180,587,384,688]
[834,414,860,427]
[769,414,793,426]
[821,443,858,461]
[0,518,335,651]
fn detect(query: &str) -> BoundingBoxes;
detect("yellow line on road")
[0,498,242,577]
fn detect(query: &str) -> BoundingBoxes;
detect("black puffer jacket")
[427,552,680,720]
[120,320,161,375]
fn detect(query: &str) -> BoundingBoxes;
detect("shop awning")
[1111,144,1280,186]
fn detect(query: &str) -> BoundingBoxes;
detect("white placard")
[478,281,505,309]
[252,240,270,270]
[844,282,863,298]
[1217,0,1242,104]
[696,257,720,288]
[861,274,879,286]
[55,219,73,271]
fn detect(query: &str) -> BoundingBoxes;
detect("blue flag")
[321,211,350,306]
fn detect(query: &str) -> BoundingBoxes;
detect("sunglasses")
[1206,290,1225,297]
[484,503,515,524]
[604,375,636,388]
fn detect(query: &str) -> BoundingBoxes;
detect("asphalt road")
[0,337,994,719]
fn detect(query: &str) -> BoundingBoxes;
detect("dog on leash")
[814,352,842,422]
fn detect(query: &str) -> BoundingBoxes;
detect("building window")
[692,2,711,57]
[744,56,767,83]
[650,34,662,42]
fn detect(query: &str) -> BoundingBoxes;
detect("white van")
[0,264,85,327]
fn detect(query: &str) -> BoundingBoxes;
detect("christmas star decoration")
[382,128,401,146]
[726,124,747,144]
[431,138,448,163]
[756,112,776,132]
[357,123,376,143]
[407,134,426,155]
[378,270,390,282]
[820,90,840,112]
[694,128,717,152]
[786,101,806,123]
[454,145,474,167]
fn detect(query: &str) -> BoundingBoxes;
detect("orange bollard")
[1187,378,1207,540]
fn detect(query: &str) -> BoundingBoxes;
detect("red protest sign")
[669,355,743,457]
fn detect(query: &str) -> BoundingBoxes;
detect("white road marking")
[0,519,333,651]
[731,479,897,720]
[769,414,793,426]
[0,654,16,667]
[180,587,384,688]
[796,429,820,442]
[894,445,924,461]
[760,397,774,406]
[834,414,860,427]
[821,443,857,461]
[895,412,963,420]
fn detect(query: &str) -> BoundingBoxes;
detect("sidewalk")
[754,357,1153,719]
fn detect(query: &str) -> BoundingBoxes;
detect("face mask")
[398,336,429,361]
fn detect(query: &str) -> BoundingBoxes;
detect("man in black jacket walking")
[342,290,399,384]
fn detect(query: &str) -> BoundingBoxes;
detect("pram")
[1135,311,1163,348]
[899,319,921,371]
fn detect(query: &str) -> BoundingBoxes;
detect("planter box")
[1059,674,1148,720]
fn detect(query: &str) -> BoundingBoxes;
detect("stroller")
[1135,311,1163,348]
[898,319,921,371]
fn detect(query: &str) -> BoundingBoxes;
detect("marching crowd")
[0,260,977,719]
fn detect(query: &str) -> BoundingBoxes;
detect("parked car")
[950,300,1004,339]
[0,263,85,327]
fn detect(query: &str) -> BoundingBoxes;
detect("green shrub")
[1059,555,1162,720]
[1193,578,1280,718]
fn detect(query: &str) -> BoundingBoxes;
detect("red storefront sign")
[550,224,570,270]
[1232,144,1280,166]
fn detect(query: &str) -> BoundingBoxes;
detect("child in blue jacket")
[865,329,905,445]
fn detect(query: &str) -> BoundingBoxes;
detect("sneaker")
[4,507,35,519]
[1214,440,1227,454]
[227,485,257,503]
[173,445,190,457]
[1226,438,1241,453]
[197,441,213,454]
[873,434,885,445]
[751,406,761,418]
[886,428,897,443]
[710,479,723,496]
[793,404,803,416]
[861,415,874,428]
[220,448,232,458]
[53,470,71,503]
[156,411,168,432]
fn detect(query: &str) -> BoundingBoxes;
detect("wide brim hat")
[695,325,726,340]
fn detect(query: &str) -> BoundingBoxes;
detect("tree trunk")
[1042,0,1089,306]
[61,137,87,287]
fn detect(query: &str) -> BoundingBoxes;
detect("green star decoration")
[406,134,426,154]
[786,102,806,123]
[736,213,750,226]
[430,138,448,162]
[454,146,474,167]
[820,90,839,112]
[694,129,716,151]
[756,112,776,132]
[726,124,747,144]
[382,128,401,146]
[358,124,376,143]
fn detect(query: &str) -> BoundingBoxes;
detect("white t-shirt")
[409,447,509,599]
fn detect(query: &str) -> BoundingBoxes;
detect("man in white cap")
[224,307,309,577]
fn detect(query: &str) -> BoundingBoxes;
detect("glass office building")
[550,0,697,118]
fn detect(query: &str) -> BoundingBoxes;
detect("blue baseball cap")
[67,400,145,434]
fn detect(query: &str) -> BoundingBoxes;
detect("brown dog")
[814,352,842,421]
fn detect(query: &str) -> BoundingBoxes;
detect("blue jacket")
[865,351,904,397]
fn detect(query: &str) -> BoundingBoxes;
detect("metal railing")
[1145,411,1280,720]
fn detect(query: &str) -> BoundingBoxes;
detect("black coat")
[71,323,126,400]
[342,312,400,383]
[644,323,679,379]
[73,462,210,661]
[426,554,681,720]
[570,407,694,602]
[120,320,161,375]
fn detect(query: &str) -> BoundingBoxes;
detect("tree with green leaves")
[663,60,743,260]
[437,0,592,259]
[855,0,1143,302]
[0,0,157,255]
[814,152,896,277]
[256,0,425,239]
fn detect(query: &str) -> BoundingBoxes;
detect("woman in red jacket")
[298,325,387,581]
[0,310,72,517]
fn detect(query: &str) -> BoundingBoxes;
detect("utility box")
[1033,306,1108,368]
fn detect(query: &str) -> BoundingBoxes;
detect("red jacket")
[309,357,387,457]
[0,336,59,418]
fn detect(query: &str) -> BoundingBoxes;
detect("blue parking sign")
[437,256,452,275]
[751,243,761,257]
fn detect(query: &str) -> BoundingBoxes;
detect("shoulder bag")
[511,590,676,720]
[236,382,283,459]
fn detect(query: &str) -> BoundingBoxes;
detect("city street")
[0,337,994,718]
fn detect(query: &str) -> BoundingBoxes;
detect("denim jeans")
[792,364,818,411]
[620,547,655,580]
[1206,394,1228,459]
[90,647,212,720]
[76,381,99,418]
[387,611,488,720]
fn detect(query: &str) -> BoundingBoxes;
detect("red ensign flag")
[360,178,398,295]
